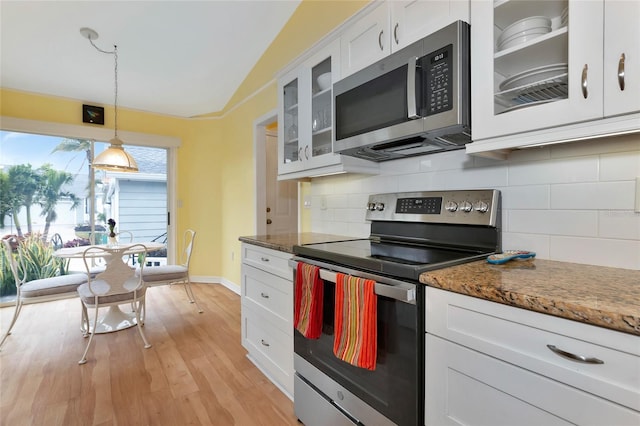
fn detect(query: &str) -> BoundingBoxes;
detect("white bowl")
[498,16,551,45]
[317,72,332,91]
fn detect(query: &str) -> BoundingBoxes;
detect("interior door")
[266,131,298,234]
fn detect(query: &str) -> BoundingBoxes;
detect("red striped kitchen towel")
[294,262,323,339]
[333,273,377,370]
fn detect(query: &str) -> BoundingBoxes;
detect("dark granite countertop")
[420,258,640,336]
[239,234,639,335]
[238,233,355,254]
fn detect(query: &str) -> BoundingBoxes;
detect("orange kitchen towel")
[294,262,323,339]
[333,273,377,370]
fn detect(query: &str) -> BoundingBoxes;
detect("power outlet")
[635,177,640,213]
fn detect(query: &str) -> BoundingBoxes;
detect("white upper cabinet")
[341,0,470,78]
[603,0,640,117]
[277,40,378,180]
[390,0,469,50]
[468,0,640,156]
[340,2,389,79]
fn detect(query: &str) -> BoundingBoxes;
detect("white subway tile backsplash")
[379,156,422,174]
[347,222,370,238]
[501,232,550,258]
[309,136,639,269]
[508,210,550,234]
[507,210,597,237]
[325,221,349,236]
[326,194,348,209]
[551,181,636,210]
[550,236,640,269]
[500,185,550,209]
[430,166,508,189]
[599,211,640,240]
[332,173,365,194]
[361,174,399,194]
[599,151,640,181]
[333,208,350,222]
[397,172,436,192]
[508,156,598,185]
[347,193,369,209]
[548,210,598,237]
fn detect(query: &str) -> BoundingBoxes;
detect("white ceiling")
[0,1,301,118]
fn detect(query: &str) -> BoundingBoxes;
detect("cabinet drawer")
[241,243,292,280]
[242,305,294,395]
[242,264,292,331]
[426,334,640,426]
[426,287,640,412]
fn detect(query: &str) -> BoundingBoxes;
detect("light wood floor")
[0,284,299,425]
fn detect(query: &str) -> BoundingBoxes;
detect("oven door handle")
[289,259,416,304]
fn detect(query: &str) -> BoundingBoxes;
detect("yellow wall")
[0,0,367,287]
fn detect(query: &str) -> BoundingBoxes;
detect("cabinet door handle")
[393,23,399,45]
[581,64,589,99]
[260,257,270,262]
[378,29,384,51]
[260,292,269,298]
[261,339,270,347]
[298,147,303,161]
[305,145,310,160]
[546,344,604,364]
[618,53,626,91]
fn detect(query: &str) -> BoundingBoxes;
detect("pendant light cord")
[88,37,119,139]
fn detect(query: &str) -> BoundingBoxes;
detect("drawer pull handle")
[260,257,269,262]
[260,292,269,299]
[547,344,604,364]
[261,339,270,347]
[378,30,384,51]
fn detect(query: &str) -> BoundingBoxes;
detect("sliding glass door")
[0,130,169,296]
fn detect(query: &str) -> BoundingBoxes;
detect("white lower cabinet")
[425,287,640,426]
[240,244,293,397]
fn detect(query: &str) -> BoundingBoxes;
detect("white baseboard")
[190,275,240,295]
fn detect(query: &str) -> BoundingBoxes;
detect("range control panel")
[365,189,500,227]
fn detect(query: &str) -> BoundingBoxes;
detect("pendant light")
[80,27,138,172]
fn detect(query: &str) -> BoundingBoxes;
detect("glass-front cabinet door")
[470,0,604,142]
[281,78,300,171]
[278,40,342,178]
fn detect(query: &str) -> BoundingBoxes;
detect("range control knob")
[375,202,385,211]
[460,201,473,212]
[474,201,489,213]
[444,201,458,212]
[367,202,376,211]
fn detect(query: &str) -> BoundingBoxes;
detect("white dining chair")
[0,238,88,350]
[77,244,151,364]
[140,229,203,313]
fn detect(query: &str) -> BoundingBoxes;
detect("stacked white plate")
[497,16,551,51]
[499,63,568,92]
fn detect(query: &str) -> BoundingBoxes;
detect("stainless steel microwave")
[334,20,470,161]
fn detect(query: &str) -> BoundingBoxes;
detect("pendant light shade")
[93,137,139,172]
[81,27,138,173]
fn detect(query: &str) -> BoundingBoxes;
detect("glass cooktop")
[293,239,490,281]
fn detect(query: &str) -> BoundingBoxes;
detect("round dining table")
[54,242,166,333]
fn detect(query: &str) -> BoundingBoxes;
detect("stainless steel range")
[291,189,501,426]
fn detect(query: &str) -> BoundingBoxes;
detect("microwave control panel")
[423,44,453,116]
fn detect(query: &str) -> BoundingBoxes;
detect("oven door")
[291,258,424,426]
